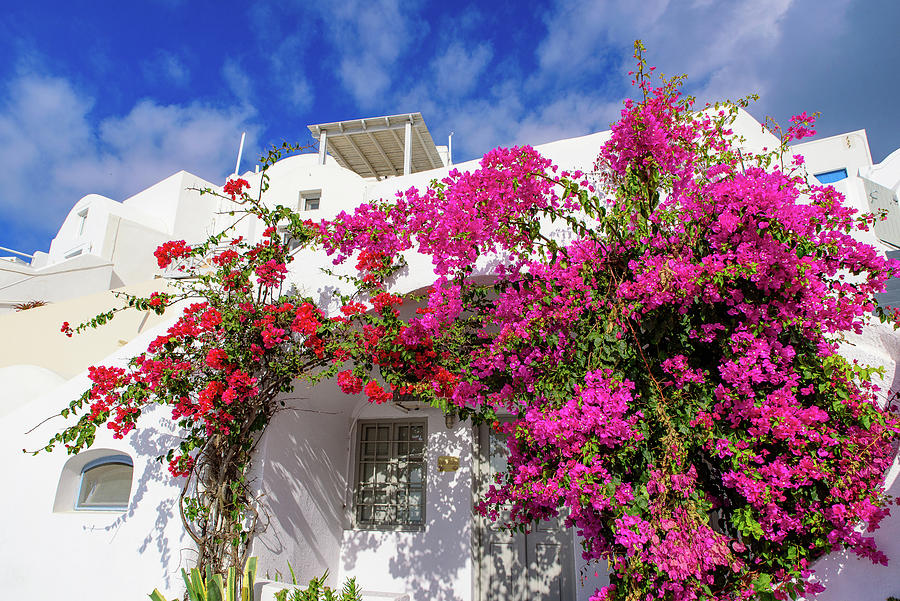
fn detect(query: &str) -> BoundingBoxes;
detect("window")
[354,419,426,529]
[77,208,89,236]
[277,225,302,251]
[75,455,133,511]
[814,168,848,184]
[301,190,321,211]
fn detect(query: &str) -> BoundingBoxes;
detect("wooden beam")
[389,128,405,161]
[327,143,350,170]
[366,131,398,176]
[344,134,381,179]
[413,125,440,170]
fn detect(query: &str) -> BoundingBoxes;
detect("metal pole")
[404,121,412,175]
[0,246,34,259]
[234,132,246,175]
[318,130,328,165]
[448,132,454,166]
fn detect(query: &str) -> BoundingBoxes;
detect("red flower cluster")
[255,259,288,287]
[291,303,321,337]
[205,348,229,369]
[356,249,385,272]
[211,249,239,266]
[148,292,168,308]
[168,454,194,478]
[340,302,368,316]
[372,292,403,313]
[337,370,364,394]
[363,380,392,404]
[153,240,192,269]
[60,321,73,337]
[223,178,250,200]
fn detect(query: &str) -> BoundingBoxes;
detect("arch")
[53,448,134,512]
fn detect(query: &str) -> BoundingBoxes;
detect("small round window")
[75,455,133,511]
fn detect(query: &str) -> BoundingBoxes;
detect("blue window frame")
[814,168,848,184]
[75,455,134,511]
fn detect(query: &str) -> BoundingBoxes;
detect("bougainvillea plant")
[36,40,900,600]
[38,143,354,576]
[315,43,900,600]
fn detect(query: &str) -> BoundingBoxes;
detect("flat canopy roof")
[307,112,445,179]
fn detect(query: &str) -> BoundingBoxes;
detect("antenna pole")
[234,132,246,175]
[448,132,454,166]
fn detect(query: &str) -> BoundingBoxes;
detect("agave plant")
[149,557,257,601]
[273,570,362,601]
[13,299,47,311]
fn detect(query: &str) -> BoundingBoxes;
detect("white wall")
[0,364,65,417]
[0,252,115,312]
[5,114,900,601]
[0,279,176,380]
[792,129,873,179]
[0,322,191,601]
[250,383,355,587]
[339,405,474,601]
[49,193,168,264]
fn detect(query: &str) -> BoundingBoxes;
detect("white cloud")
[431,42,493,98]
[0,72,259,252]
[536,0,669,77]
[222,58,253,104]
[338,57,392,105]
[315,0,424,106]
[142,51,191,87]
[265,35,315,111]
[532,0,853,109]
[514,93,622,146]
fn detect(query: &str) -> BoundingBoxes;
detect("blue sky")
[2,0,899,255]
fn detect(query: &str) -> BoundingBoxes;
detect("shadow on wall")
[340,423,471,601]
[808,327,900,601]
[254,403,350,586]
[109,409,185,590]
[49,402,186,592]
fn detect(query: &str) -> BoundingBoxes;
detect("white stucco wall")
[791,129,873,180]
[4,113,900,601]
[250,383,355,587]
[339,405,473,601]
[49,193,168,264]
[0,364,65,417]
[0,279,176,380]
[0,252,115,312]
[863,147,900,194]
[0,321,191,601]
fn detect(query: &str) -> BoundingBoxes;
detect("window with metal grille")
[354,419,426,529]
[301,190,321,211]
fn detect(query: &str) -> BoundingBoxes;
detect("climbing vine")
[37,42,900,601]
[316,43,900,600]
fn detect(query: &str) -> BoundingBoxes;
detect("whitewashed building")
[2,111,900,601]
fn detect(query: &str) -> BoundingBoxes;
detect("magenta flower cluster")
[318,52,900,600]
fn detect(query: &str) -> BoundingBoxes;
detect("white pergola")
[307,113,446,179]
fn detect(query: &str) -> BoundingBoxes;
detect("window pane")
[356,420,426,528]
[814,168,848,184]
[78,462,133,509]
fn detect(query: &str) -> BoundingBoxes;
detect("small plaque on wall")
[438,456,460,472]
